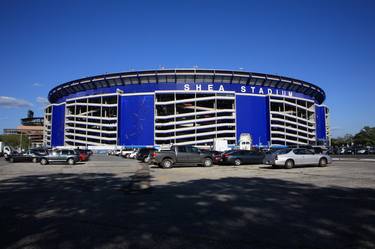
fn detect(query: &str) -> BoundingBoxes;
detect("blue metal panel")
[236,95,270,146]
[51,104,65,147]
[315,106,327,140]
[55,83,315,104]
[118,95,154,147]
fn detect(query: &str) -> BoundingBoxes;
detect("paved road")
[150,160,375,188]
[0,156,375,249]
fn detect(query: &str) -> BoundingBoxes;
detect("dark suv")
[40,149,80,165]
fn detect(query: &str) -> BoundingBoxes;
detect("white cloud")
[32,83,43,87]
[0,96,33,108]
[36,97,49,106]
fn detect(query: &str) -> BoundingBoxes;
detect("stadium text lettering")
[183,84,293,97]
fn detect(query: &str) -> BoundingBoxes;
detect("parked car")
[128,149,139,159]
[74,149,90,161]
[220,150,265,166]
[39,149,80,165]
[288,145,328,155]
[7,150,41,163]
[108,149,122,156]
[84,149,93,156]
[327,147,339,155]
[136,148,157,163]
[80,152,89,161]
[357,148,368,154]
[208,150,222,164]
[121,148,134,158]
[263,148,332,169]
[24,148,49,157]
[339,147,354,155]
[151,145,213,168]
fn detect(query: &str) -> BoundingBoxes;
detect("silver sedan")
[264,148,332,169]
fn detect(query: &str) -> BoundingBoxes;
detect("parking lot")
[1,155,375,249]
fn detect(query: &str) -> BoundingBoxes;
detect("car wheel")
[40,158,48,165]
[32,158,37,163]
[9,157,14,163]
[319,158,327,167]
[203,158,213,167]
[234,159,242,166]
[285,159,294,169]
[161,159,173,169]
[67,158,75,165]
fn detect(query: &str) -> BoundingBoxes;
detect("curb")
[333,158,375,162]
[332,158,358,161]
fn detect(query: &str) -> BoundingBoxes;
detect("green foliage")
[331,134,353,146]
[353,126,375,146]
[332,126,375,146]
[0,134,30,149]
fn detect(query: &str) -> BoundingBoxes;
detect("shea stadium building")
[44,69,330,149]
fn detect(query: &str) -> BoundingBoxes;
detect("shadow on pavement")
[0,173,374,249]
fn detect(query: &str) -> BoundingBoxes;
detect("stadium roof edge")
[48,68,326,104]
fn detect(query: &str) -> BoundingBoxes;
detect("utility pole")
[19,132,23,151]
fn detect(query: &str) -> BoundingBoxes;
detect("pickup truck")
[151,145,213,168]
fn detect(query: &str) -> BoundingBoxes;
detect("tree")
[331,134,353,147]
[353,126,375,146]
[0,134,30,150]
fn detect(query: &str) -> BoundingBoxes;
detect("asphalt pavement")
[0,155,375,249]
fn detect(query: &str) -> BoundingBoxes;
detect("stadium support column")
[51,104,65,147]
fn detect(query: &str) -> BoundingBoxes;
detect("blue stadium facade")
[44,69,330,149]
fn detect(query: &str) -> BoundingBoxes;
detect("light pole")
[19,132,23,151]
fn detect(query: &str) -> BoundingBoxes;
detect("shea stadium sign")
[182,83,294,97]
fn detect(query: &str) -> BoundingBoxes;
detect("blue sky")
[0,0,374,137]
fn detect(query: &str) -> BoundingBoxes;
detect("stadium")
[44,69,330,149]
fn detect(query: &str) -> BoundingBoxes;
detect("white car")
[357,149,367,154]
[128,149,139,159]
[114,149,122,156]
[121,149,133,158]
[264,148,332,169]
